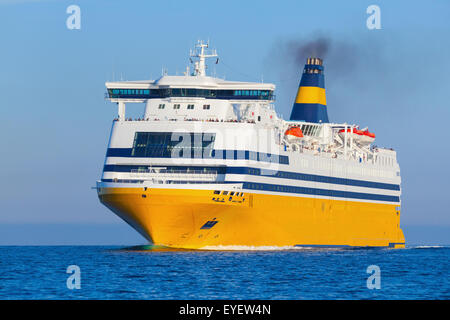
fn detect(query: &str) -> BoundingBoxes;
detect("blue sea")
[0,245,448,300]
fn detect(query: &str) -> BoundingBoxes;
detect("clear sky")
[0,0,449,244]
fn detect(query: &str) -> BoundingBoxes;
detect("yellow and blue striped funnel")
[289,57,329,123]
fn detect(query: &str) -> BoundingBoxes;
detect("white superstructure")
[102,41,400,201]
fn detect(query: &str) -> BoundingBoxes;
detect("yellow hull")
[98,187,405,249]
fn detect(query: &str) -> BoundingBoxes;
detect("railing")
[129,169,218,182]
[105,92,275,101]
[114,117,257,124]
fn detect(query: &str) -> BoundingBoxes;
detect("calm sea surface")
[0,245,448,299]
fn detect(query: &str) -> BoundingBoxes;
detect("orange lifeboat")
[338,128,363,142]
[338,128,375,145]
[361,129,375,144]
[284,126,304,143]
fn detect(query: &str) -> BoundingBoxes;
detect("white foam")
[199,245,313,251]
[410,245,445,249]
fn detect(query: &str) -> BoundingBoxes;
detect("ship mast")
[190,40,218,76]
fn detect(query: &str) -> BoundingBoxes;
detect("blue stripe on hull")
[102,165,400,191]
[105,148,290,165]
[241,181,399,202]
[100,179,400,203]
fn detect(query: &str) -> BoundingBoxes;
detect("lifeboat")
[338,128,363,142]
[284,126,304,143]
[339,128,363,141]
[338,128,375,145]
[360,129,375,145]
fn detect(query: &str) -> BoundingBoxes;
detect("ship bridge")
[106,77,275,102]
[105,40,276,123]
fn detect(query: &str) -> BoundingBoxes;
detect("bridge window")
[187,104,194,110]
[131,132,216,158]
[158,104,165,109]
[203,104,210,110]
[108,88,274,100]
[173,104,180,109]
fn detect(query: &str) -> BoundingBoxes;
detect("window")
[158,104,165,109]
[131,132,216,158]
[108,88,274,100]
[173,104,180,109]
[203,104,210,110]
[187,104,194,110]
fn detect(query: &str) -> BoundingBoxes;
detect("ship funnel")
[289,57,329,123]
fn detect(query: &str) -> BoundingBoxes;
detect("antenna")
[183,66,190,76]
[189,40,218,76]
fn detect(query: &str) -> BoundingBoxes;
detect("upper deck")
[106,40,275,103]
[103,41,399,172]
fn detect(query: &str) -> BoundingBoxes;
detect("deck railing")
[129,169,218,182]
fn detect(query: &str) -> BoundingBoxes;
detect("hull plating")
[98,187,405,249]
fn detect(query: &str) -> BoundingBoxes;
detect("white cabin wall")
[143,98,239,121]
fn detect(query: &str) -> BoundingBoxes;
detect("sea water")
[0,245,448,299]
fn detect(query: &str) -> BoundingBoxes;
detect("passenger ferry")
[96,41,405,249]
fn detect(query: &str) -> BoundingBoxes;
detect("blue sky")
[0,0,449,244]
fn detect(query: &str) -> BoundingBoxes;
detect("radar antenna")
[189,40,218,76]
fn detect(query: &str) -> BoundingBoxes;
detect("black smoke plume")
[287,36,331,65]
[272,35,360,78]
[263,34,386,120]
